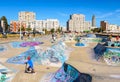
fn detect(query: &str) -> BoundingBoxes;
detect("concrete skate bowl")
[62,34,75,42]
[7,41,71,67]
[10,41,44,48]
[74,36,87,47]
[75,42,86,47]
[107,41,120,47]
[40,41,71,67]
[85,34,102,43]
[40,63,92,82]
[0,64,17,82]
[94,42,120,66]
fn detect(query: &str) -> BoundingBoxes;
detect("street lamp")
[20,26,21,40]
[20,22,22,40]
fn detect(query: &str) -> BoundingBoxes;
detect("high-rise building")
[18,11,36,22]
[100,21,109,31]
[10,21,26,32]
[67,14,91,32]
[10,11,60,32]
[46,19,59,31]
[92,15,96,27]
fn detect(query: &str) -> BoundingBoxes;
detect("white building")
[84,21,91,31]
[67,14,91,32]
[19,11,36,22]
[10,11,60,32]
[109,24,118,33]
[46,19,59,31]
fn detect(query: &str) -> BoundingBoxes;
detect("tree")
[26,26,32,32]
[56,27,61,33]
[18,26,25,32]
[0,16,8,32]
[50,28,55,34]
[45,28,49,35]
[91,28,101,33]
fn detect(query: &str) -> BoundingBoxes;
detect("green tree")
[56,27,61,33]
[45,28,48,35]
[91,28,101,33]
[26,26,32,32]
[18,26,25,32]
[0,16,8,32]
[50,28,55,34]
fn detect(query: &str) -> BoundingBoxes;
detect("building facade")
[46,19,59,31]
[10,11,60,32]
[10,21,26,32]
[100,21,120,33]
[100,21,109,32]
[19,11,36,22]
[92,15,96,27]
[67,14,91,32]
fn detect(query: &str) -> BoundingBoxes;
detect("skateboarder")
[25,56,35,73]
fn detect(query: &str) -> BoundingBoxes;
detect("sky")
[0,0,120,27]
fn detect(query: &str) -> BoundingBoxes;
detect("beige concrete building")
[18,11,36,22]
[109,24,118,33]
[67,14,91,32]
[46,19,59,31]
[10,11,60,32]
[10,21,26,32]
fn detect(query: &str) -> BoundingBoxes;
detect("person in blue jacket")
[25,56,35,73]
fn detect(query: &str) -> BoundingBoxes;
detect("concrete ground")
[0,35,120,82]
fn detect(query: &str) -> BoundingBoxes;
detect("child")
[25,56,35,73]
[116,35,119,42]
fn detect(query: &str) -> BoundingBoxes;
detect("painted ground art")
[40,63,92,82]
[7,41,71,67]
[0,64,17,82]
[94,42,120,66]
[10,41,44,48]
[0,45,7,52]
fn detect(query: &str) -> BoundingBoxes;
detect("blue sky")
[0,0,120,27]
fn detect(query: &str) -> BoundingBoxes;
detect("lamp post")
[20,26,21,40]
[20,22,22,40]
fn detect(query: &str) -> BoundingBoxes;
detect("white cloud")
[57,12,68,17]
[96,9,120,19]
[96,12,113,18]
[115,9,120,13]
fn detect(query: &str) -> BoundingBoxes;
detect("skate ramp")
[103,48,120,66]
[94,43,106,60]
[7,41,71,67]
[40,63,92,82]
[0,64,17,82]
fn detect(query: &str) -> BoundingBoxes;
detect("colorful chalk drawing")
[40,63,92,82]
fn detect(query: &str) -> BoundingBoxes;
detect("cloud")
[57,12,68,17]
[96,9,120,19]
[96,12,113,18]
[115,9,120,13]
